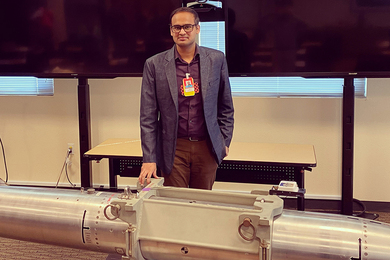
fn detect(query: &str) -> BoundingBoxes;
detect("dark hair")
[170,7,200,25]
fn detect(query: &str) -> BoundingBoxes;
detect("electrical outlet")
[67,143,74,154]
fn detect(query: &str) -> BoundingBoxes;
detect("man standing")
[138,7,234,190]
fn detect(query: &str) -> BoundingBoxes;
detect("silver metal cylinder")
[1,185,390,260]
[0,186,129,255]
[272,210,390,260]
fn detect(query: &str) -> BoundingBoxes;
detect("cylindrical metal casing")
[272,210,390,260]
[0,186,129,255]
[1,185,390,260]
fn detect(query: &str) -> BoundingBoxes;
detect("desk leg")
[78,78,92,188]
[109,158,118,192]
[296,167,305,211]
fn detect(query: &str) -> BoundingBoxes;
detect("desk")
[85,138,316,210]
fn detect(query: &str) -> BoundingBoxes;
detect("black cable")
[353,198,382,220]
[352,198,366,217]
[0,138,9,183]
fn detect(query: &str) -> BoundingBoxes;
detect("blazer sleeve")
[140,58,158,163]
[217,54,234,148]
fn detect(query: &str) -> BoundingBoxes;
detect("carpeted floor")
[1,210,389,260]
[374,211,390,223]
[0,238,109,260]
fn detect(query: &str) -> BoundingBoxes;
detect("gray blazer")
[140,45,234,174]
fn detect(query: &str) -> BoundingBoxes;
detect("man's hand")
[138,162,158,186]
[225,146,229,157]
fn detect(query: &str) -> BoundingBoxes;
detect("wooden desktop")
[85,138,316,210]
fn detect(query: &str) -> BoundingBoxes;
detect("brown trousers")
[161,138,218,190]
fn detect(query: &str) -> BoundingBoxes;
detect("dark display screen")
[0,0,181,78]
[3,0,390,78]
[226,0,390,77]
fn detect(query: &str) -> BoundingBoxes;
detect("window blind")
[229,77,366,98]
[0,77,54,96]
[199,21,225,54]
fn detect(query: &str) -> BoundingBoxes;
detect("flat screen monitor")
[0,0,181,78]
[225,0,390,77]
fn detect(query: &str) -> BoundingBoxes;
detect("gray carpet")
[0,238,108,260]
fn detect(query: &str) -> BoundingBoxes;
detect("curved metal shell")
[0,186,128,255]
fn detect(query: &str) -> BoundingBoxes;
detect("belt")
[179,136,207,142]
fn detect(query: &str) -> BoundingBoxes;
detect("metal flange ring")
[103,204,120,221]
[238,218,256,241]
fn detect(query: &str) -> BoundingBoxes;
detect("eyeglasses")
[170,24,197,33]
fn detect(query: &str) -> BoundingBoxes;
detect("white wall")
[0,77,389,202]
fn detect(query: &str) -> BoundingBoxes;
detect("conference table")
[85,138,316,210]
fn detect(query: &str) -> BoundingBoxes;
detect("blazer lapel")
[199,46,210,103]
[165,46,178,112]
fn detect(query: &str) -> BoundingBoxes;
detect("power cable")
[352,198,366,217]
[65,157,75,187]
[55,148,76,188]
[353,198,380,220]
[0,138,9,184]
